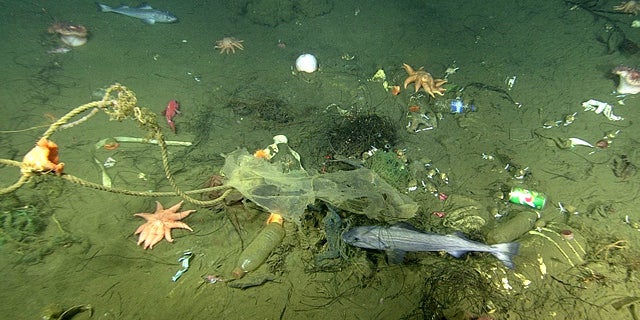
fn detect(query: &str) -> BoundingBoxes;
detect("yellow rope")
[0,175,31,195]
[1,150,232,200]
[0,83,233,207]
[62,174,233,205]
[154,130,232,206]
[41,100,107,139]
[0,159,22,167]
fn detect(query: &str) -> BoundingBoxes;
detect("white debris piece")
[103,157,117,168]
[581,99,624,121]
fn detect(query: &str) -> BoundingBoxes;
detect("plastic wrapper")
[221,149,417,224]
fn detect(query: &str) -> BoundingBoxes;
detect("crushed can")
[449,99,477,113]
[509,187,546,210]
[449,99,466,113]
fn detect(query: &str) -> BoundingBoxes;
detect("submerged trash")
[582,99,624,121]
[232,214,285,279]
[203,275,226,284]
[568,137,595,148]
[171,251,193,282]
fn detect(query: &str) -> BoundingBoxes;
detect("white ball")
[295,54,318,73]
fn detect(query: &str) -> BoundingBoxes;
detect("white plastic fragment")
[505,75,517,90]
[501,277,513,290]
[581,99,624,121]
[568,138,594,148]
[103,157,117,168]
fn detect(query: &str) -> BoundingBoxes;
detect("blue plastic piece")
[171,251,193,282]
[450,99,465,113]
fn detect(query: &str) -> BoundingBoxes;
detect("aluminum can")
[450,99,465,113]
[508,187,546,209]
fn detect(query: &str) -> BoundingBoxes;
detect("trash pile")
[221,136,418,225]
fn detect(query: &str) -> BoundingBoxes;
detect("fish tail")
[489,242,520,269]
[97,3,112,12]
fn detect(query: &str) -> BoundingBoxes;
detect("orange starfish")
[21,138,64,176]
[133,201,195,249]
[402,63,447,98]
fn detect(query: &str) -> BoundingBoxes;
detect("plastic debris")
[103,157,116,168]
[203,275,226,284]
[505,75,517,90]
[581,99,624,121]
[171,251,193,282]
[568,137,594,148]
[370,69,386,82]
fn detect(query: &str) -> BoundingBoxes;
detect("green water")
[0,1,639,319]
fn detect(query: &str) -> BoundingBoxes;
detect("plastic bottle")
[486,210,539,244]
[232,214,285,279]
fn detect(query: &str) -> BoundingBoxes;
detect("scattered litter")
[227,274,276,289]
[203,275,226,284]
[581,99,624,121]
[171,251,193,282]
[505,75,517,90]
[103,157,117,168]
[568,137,594,148]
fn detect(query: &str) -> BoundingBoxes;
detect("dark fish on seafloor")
[342,222,520,269]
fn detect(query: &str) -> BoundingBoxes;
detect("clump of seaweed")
[365,150,410,190]
[327,113,397,158]
[418,259,508,319]
[0,205,46,244]
[226,96,294,125]
[0,201,80,264]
